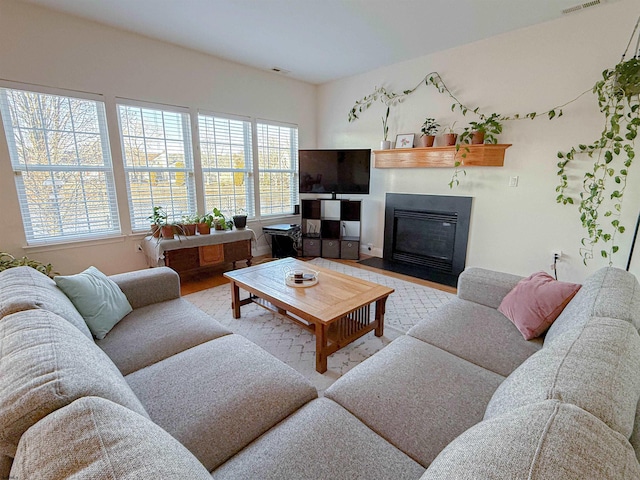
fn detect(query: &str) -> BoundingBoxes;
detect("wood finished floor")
[180,255,457,296]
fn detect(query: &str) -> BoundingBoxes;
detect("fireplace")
[360,193,472,287]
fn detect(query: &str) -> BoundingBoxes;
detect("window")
[0,86,120,243]
[256,122,298,216]
[117,102,195,230]
[198,113,253,216]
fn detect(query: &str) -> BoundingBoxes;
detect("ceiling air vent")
[270,67,291,75]
[562,0,618,15]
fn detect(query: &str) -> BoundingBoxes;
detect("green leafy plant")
[148,206,167,226]
[198,213,214,227]
[181,213,200,225]
[0,252,56,277]
[212,208,232,230]
[459,113,503,145]
[382,106,390,141]
[421,117,440,136]
[556,55,640,264]
[442,121,458,135]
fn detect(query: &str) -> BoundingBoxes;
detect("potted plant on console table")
[232,209,248,229]
[147,206,167,238]
[197,213,213,235]
[180,214,199,236]
[212,208,233,230]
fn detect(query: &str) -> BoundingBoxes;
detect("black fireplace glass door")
[394,214,456,262]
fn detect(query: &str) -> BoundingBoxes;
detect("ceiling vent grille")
[271,67,291,75]
[562,0,617,15]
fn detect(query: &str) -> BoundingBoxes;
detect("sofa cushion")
[423,400,640,480]
[0,266,92,339]
[0,310,148,457]
[484,317,640,439]
[54,266,133,340]
[11,397,211,480]
[498,271,581,340]
[456,267,523,309]
[407,298,542,377]
[545,267,640,344]
[125,334,317,471]
[324,335,504,467]
[213,398,425,480]
[108,266,180,309]
[97,298,231,375]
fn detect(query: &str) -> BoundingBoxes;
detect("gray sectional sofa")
[1,263,640,479]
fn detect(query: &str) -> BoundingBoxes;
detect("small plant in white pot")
[380,107,391,149]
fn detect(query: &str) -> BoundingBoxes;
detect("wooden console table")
[141,229,254,276]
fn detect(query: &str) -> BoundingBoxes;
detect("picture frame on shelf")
[395,133,414,149]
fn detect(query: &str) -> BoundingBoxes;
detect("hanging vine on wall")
[346,16,640,265]
[555,18,640,264]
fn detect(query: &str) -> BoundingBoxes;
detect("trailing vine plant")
[346,16,640,264]
[555,18,640,264]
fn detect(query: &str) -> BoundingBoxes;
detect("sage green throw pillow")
[55,266,132,339]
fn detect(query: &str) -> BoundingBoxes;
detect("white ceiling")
[21,0,606,84]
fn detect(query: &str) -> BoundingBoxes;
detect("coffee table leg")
[316,323,328,374]
[230,281,241,319]
[375,297,387,337]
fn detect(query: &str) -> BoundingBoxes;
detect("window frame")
[197,110,255,218]
[0,81,121,245]
[116,98,196,232]
[254,119,299,218]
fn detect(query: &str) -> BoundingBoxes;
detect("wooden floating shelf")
[373,144,512,168]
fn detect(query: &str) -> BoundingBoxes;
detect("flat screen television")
[298,149,371,195]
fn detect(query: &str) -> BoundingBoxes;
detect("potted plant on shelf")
[232,209,248,229]
[418,117,439,147]
[147,206,167,238]
[380,106,391,149]
[442,122,458,146]
[180,214,199,236]
[197,213,213,235]
[459,113,503,145]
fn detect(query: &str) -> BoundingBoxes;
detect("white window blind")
[0,87,120,244]
[198,113,254,217]
[256,122,298,216]
[117,102,195,230]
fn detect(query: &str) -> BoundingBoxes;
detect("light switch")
[508,176,519,187]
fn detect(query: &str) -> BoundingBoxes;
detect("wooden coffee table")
[223,258,394,373]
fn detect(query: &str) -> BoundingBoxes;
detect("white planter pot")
[380,140,391,150]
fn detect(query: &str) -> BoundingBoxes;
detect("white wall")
[0,0,317,274]
[317,0,640,283]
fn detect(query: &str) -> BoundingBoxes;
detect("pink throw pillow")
[498,272,581,340]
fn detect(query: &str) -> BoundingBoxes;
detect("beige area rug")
[185,258,454,393]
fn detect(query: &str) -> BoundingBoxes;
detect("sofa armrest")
[109,267,180,309]
[457,267,523,310]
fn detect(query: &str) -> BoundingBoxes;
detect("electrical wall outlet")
[508,176,519,187]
